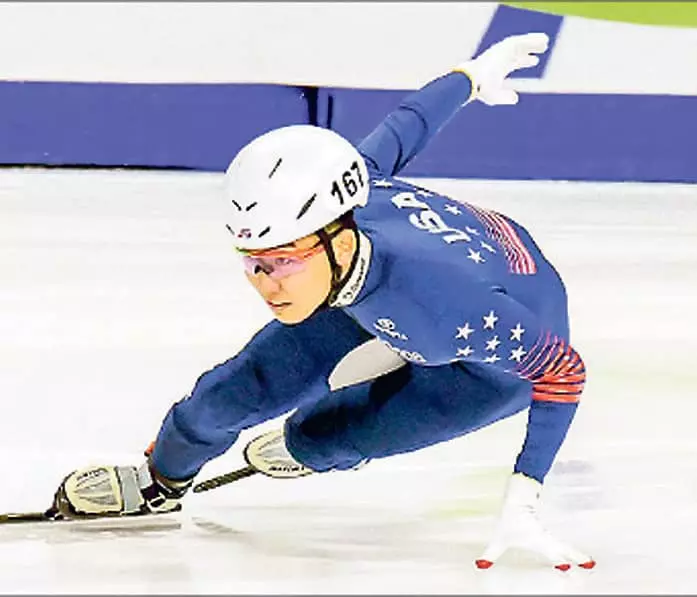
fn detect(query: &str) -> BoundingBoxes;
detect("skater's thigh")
[286,361,531,467]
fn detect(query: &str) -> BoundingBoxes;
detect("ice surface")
[1,168,696,593]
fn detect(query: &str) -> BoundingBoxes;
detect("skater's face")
[242,228,356,324]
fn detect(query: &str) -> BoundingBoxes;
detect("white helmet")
[223,125,370,250]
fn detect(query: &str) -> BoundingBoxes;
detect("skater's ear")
[331,227,358,274]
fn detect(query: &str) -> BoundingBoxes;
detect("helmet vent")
[258,226,271,238]
[268,158,283,179]
[296,194,317,220]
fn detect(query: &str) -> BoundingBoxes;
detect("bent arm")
[358,71,474,176]
[451,288,584,483]
[150,308,372,480]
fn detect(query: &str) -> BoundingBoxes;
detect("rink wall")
[0,3,695,183]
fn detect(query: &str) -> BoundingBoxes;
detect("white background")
[1,2,696,93]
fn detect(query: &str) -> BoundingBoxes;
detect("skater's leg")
[285,361,530,471]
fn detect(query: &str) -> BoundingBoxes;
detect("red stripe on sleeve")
[517,335,586,404]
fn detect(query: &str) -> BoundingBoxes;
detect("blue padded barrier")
[0,80,695,183]
[0,81,313,170]
[322,86,697,183]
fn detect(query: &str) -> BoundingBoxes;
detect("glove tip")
[475,559,494,569]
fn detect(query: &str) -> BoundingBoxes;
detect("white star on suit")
[457,346,474,357]
[485,336,501,352]
[510,323,525,342]
[483,354,501,364]
[509,346,527,363]
[467,249,485,264]
[416,189,432,197]
[483,310,499,330]
[466,226,480,236]
[444,204,461,215]
[456,322,475,340]
[480,241,497,254]
[373,179,393,188]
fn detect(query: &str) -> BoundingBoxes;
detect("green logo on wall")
[506,2,697,28]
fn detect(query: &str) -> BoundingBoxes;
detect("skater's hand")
[48,462,192,520]
[475,473,596,570]
[455,32,549,106]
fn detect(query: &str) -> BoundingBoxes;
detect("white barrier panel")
[0,2,695,94]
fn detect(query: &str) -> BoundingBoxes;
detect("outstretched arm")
[358,32,549,176]
[443,282,593,570]
[357,72,475,177]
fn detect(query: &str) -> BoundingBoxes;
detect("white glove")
[476,473,596,570]
[48,461,192,519]
[455,32,550,106]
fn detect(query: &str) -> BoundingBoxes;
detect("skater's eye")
[273,257,295,267]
